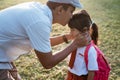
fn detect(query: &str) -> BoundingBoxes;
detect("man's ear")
[55,6,64,15]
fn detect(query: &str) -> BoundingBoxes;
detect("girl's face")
[70,28,80,38]
[70,27,91,38]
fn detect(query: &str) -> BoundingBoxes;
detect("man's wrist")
[62,35,69,43]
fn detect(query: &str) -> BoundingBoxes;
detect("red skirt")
[66,71,88,80]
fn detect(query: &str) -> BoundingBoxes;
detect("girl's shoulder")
[88,46,97,56]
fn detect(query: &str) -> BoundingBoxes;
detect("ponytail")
[91,23,98,45]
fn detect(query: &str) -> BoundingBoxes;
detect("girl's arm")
[87,71,95,80]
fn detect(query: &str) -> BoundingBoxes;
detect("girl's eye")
[81,28,89,33]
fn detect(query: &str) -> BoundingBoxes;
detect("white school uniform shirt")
[0,2,53,69]
[69,46,98,76]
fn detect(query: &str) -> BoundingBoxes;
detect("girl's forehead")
[70,27,90,33]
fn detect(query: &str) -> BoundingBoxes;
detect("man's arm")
[35,33,91,69]
[50,34,72,46]
[35,41,77,69]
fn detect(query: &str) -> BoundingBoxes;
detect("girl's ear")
[89,27,93,36]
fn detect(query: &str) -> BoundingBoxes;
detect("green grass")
[0,0,120,80]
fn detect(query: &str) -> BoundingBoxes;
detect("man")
[0,0,90,79]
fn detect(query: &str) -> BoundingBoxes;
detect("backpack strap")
[93,44,111,70]
[84,42,92,70]
[69,49,77,69]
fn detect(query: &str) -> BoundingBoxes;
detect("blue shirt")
[0,2,53,69]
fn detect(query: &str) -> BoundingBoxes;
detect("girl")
[66,10,99,80]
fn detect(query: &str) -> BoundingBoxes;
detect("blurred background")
[0,0,120,80]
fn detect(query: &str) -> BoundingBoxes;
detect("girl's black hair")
[68,10,98,45]
[91,23,98,45]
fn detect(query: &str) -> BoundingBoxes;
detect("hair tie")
[90,20,94,28]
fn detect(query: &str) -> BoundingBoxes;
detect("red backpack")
[84,41,111,80]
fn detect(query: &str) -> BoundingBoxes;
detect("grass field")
[0,0,120,80]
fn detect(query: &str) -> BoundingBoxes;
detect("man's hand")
[73,32,91,47]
